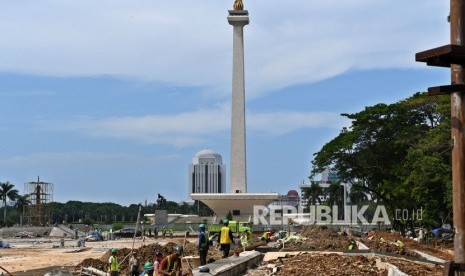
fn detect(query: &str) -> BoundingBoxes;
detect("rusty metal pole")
[451,0,465,266]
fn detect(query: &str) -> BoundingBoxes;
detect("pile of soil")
[248,253,386,276]
[77,242,190,275]
[362,238,421,258]
[362,230,453,260]
[380,257,443,276]
[248,252,444,276]
[284,226,350,251]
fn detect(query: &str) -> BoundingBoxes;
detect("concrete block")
[192,250,262,276]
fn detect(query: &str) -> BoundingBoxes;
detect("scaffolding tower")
[24,176,53,226]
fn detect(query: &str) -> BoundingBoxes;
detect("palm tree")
[0,182,19,226]
[305,182,324,206]
[324,183,345,219]
[15,194,31,226]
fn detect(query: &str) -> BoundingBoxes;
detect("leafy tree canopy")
[311,92,451,227]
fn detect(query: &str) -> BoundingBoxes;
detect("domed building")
[188,149,226,199]
[270,189,301,208]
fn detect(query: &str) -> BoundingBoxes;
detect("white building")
[188,149,226,199]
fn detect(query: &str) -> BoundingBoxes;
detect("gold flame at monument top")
[234,0,244,11]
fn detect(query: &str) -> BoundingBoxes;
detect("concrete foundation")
[192,250,262,276]
[375,259,408,276]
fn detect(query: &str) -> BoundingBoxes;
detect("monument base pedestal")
[191,193,278,217]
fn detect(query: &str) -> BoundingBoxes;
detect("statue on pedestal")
[234,0,244,11]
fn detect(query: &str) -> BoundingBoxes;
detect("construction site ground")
[0,226,454,275]
[0,236,194,275]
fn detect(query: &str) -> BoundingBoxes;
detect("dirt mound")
[77,241,195,274]
[255,253,385,276]
[249,252,443,276]
[380,257,442,276]
[362,230,453,260]
[285,226,350,251]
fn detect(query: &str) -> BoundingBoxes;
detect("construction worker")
[198,224,209,266]
[154,252,164,276]
[395,239,404,249]
[142,262,154,276]
[159,246,183,275]
[129,252,139,276]
[261,230,273,242]
[154,226,159,239]
[162,226,167,239]
[348,239,357,250]
[217,219,234,258]
[169,226,174,239]
[108,248,119,276]
[241,229,252,248]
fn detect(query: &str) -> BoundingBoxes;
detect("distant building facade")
[188,149,226,199]
[270,190,301,208]
[300,168,349,207]
[321,168,341,183]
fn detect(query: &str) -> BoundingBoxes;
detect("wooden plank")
[428,84,465,95]
[416,44,465,67]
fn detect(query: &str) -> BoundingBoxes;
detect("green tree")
[324,183,344,215]
[304,181,324,207]
[348,184,368,206]
[0,182,19,226]
[226,211,233,221]
[15,194,31,226]
[311,92,451,230]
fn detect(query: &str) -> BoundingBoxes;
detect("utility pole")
[416,0,465,274]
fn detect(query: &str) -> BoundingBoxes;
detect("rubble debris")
[380,257,443,276]
[43,268,74,276]
[0,240,10,248]
[247,253,386,276]
[282,226,350,251]
[362,230,453,260]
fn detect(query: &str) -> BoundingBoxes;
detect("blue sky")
[0,1,451,206]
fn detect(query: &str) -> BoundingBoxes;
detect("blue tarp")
[432,228,453,237]
[91,230,103,241]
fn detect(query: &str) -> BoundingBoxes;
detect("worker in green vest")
[108,248,119,276]
[217,219,234,258]
[261,230,273,242]
[241,229,252,248]
[162,226,167,239]
[169,226,174,239]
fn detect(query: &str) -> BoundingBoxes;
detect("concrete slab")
[192,251,262,276]
[262,252,299,262]
[356,240,370,250]
[376,259,409,276]
[412,249,446,263]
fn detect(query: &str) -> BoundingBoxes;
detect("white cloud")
[0,152,180,170]
[249,111,346,136]
[45,106,347,147]
[0,1,449,98]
